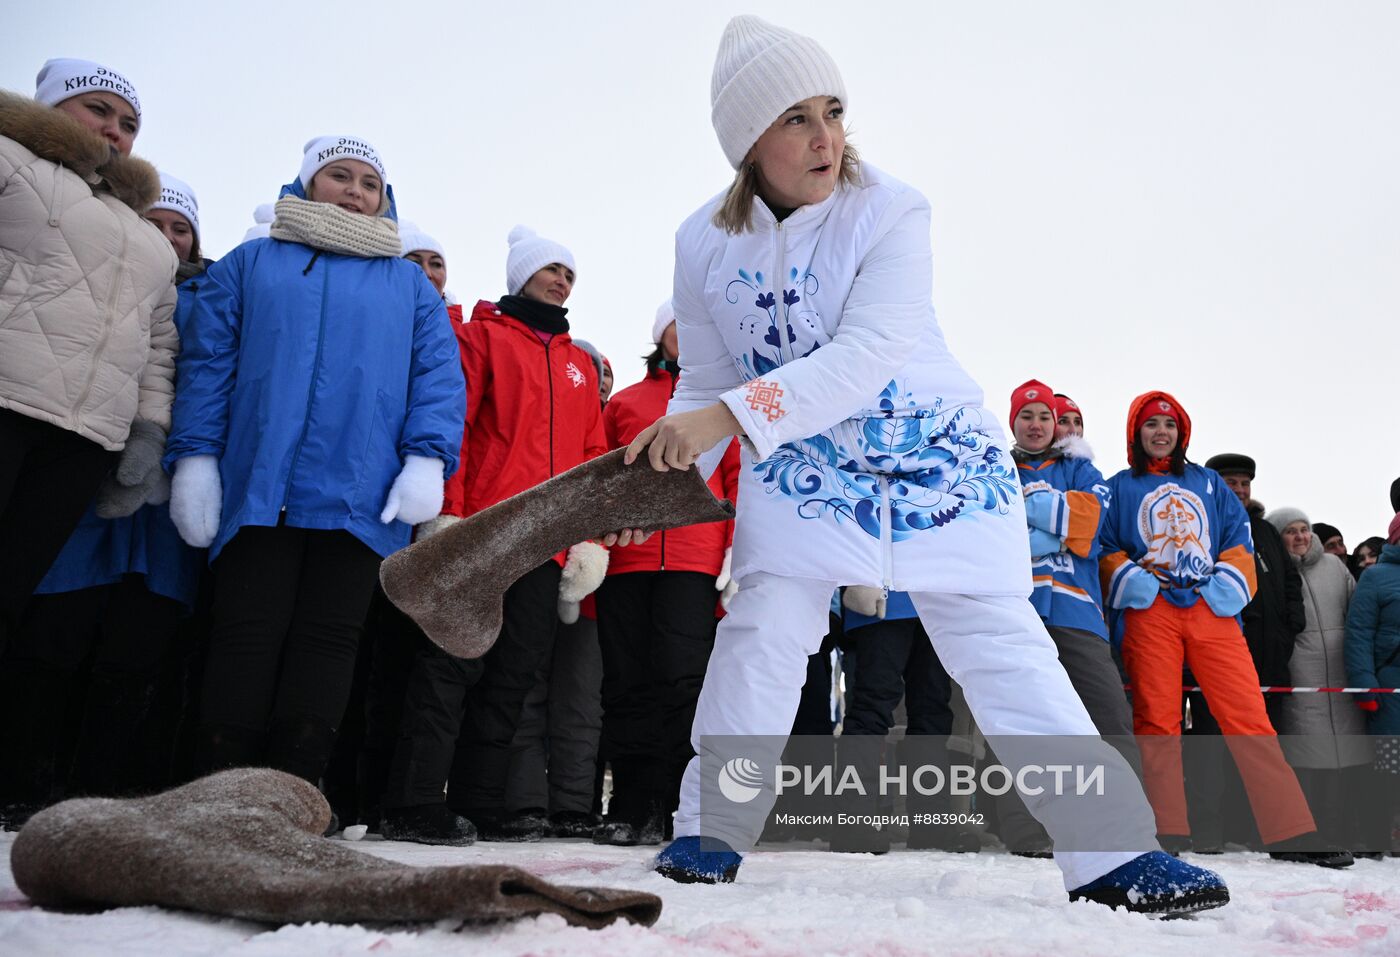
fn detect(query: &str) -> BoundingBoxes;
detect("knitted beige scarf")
[270,195,402,258]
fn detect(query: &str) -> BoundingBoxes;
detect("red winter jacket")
[443,300,607,521]
[603,367,739,576]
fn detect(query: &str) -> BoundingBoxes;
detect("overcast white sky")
[6,0,1397,546]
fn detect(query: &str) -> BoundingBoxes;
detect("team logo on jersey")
[1136,483,1213,581]
[565,362,586,388]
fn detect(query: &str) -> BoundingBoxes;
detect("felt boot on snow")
[380,447,734,659]
[654,836,742,884]
[470,808,549,842]
[381,803,477,846]
[1068,850,1229,916]
[549,810,602,839]
[592,812,665,847]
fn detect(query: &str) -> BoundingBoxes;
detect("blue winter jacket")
[1017,445,1111,640]
[1345,543,1400,734]
[36,269,211,609]
[164,182,465,561]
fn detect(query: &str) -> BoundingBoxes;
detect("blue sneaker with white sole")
[1069,851,1229,916]
[654,836,742,884]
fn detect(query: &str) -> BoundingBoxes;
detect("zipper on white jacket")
[878,475,893,599]
[772,221,787,362]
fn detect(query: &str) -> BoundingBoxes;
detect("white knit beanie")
[35,58,141,121]
[1265,507,1310,534]
[298,135,387,190]
[241,203,276,244]
[506,225,575,296]
[710,15,847,169]
[151,173,199,237]
[652,298,675,344]
[398,221,446,260]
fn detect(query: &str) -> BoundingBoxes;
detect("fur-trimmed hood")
[1012,433,1095,466]
[0,89,160,212]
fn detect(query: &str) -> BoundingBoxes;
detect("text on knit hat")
[299,135,387,190]
[152,173,199,236]
[35,58,141,119]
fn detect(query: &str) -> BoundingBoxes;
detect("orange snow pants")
[1120,597,1315,844]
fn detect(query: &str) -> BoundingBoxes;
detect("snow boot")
[593,812,665,847]
[1267,840,1355,868]
[1069,851,1229,916]
[550,810,601,838]
[470,807,549,842]
[654,836,742,884]
[381,803,477,845]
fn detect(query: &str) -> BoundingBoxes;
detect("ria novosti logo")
[717,757,764,803]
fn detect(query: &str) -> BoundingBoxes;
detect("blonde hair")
[713,143,862,235]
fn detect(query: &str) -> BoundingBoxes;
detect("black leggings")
[0,409,114,652]
[198,525,380,782]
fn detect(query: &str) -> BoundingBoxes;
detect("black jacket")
[1241,515,1306,684]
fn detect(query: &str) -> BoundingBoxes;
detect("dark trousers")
[351,587,422,825]
[595,571,718,823]
[197,525,380,784]
[0,577,182,807]
[995,625,1142,849]
[384,560,561,812]
[0,409,114,654]
[504,614,605,815]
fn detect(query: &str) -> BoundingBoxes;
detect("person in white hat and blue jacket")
[164,136,465,795]
[629,15,1228,915]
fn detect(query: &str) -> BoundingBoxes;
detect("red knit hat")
[1388,512,1400,546]
[1009,379,1054,425]
[1052,393,1082,425]
[1124,390,1192,464]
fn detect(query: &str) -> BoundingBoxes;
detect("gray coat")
[1280,536,1371,768]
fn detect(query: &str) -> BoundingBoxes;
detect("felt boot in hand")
[380,448,734,659]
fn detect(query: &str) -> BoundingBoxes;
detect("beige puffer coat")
[0,90,177,451]
[1281,535,1372,769]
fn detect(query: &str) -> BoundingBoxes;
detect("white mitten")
[169,455,222,548]
[414,513,462,541]
[716,546,739,610]
[380,455,444,525]
[843,584,887,619]
[558,541,609,623]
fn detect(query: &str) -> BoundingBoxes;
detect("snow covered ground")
[2,832,1398,957]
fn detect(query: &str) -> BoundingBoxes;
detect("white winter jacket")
[669,165,1030,595]
[0,91,178,450]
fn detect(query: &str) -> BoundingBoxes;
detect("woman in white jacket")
[629,15,1226,916]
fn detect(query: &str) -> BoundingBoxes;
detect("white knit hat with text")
[35,58,141,121]
[151,173,199,237]
[298,135,387,190]
[506,225,575,296]
[710,15,847,169]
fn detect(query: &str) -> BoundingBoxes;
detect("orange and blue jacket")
[1099,463,1257,644]
[1017,449,1111,640]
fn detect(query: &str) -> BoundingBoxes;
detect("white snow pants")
[673,572,1159,890]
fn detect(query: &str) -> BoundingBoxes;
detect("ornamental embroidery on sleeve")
[744,378,787,423]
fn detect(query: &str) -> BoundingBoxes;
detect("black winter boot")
[382,803,477,845]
